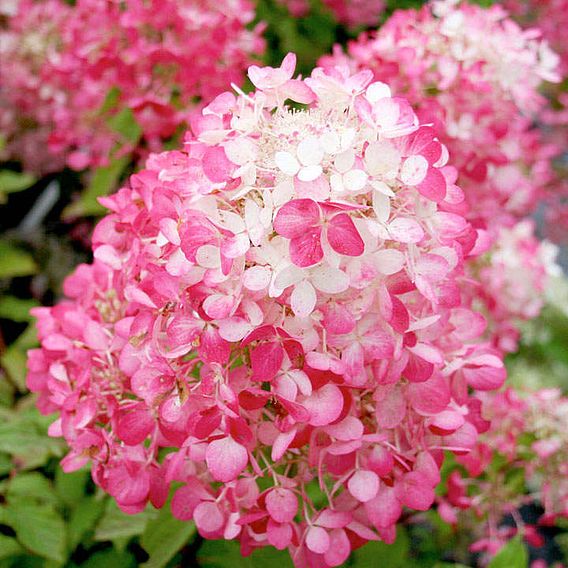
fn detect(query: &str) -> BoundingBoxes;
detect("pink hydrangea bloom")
[0,0,264,173]
[28,55,507,565]
[438,387,568,561]
[319,0,562,352]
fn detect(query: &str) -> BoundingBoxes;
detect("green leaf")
[55,467,90,508]
[6,472,59,507]
[197,539,294,568]
[0,171,36,203]
[351,527,410,568]
[140,506,196,568]
[79,548,137,568]
[487,536,528,568]
[99,86,121,114]
[0,242,37,278]
[94,500,154,543]
[67,496,106,551]
[0,296,39,323]
[4,502,67,563]
[0,534,25,560]
[63,155,129,218]
[107,108,142,143]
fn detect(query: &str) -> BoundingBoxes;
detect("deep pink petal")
[327,213,364,257]
[289,228,324,267]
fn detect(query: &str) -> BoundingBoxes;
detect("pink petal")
[396,471,435,511]
[205,437,248,482]
[303,384,344,427]
[388,217,424,243]
[273,199,320,238]
[266,488,298,523]
[324,529,351,567]
[427,410,465,435]
[375,385,405,429]
[290,228,324,267]
[116,406,154,446]
[407,374,451,415]
[348,470,380,503]
[251,342,284,381]
[417,166,446,202]
[306,526,330,554]
[365,485,401,528]
[203,146,234,183]
[327,213,364,257]
[194,501,225,534]
[267,519,293,550]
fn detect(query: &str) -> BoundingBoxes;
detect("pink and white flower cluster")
[438,387,568,559]
[276,0,385,28]
[28,55,507,566]
[0,0,264,173]
[320,0,562,352]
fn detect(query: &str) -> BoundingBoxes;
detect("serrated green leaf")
[0,242,37,278]
[140,507,195,568]
[487,536,528,568]
[94,500,154,543]
[0,296,39,323]
[67,497,107,551]
[4,502,66,563]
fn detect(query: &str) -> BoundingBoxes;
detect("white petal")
[291,280,317,317]
[340,128,357,150]
[218,318,252,342]
[366,81,392,102]
[320,130,340,154]
[343,169,368,192]
[218,210,245,233]
[297,136,324,166]
[243,265,272,291]
[274,265,305,290]
[373,190,391,223]
[364,141,401,177]
[298,165,323,182]
[311,265,350,294]
[400,155,429,186]
[370,180,395,197]
[275,151,300,176]
[196,244,221,268]
[272,180,295,207]
[373,249,405,275]
[335,149,355,174]
[330,173,345,195]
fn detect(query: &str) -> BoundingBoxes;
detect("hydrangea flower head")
[28,54,506,566]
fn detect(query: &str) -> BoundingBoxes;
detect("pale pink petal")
[194,501,225,534]
[306,526,330,554]
[291,280,317,318]
[205,437,248,482]
[266,488,298,523]
[388,218,424,243]
[348,470,380,503]
[274,199,320,238]
[303,384,344,427]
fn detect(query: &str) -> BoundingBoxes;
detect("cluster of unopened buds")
[28,54,508,566]
[0,0,264,173]
[438,388,568,560]
[320,0,562,352]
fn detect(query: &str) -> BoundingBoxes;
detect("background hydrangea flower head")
[0,0,265,173]
[27,53,516,566]
[320,0,562,353]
